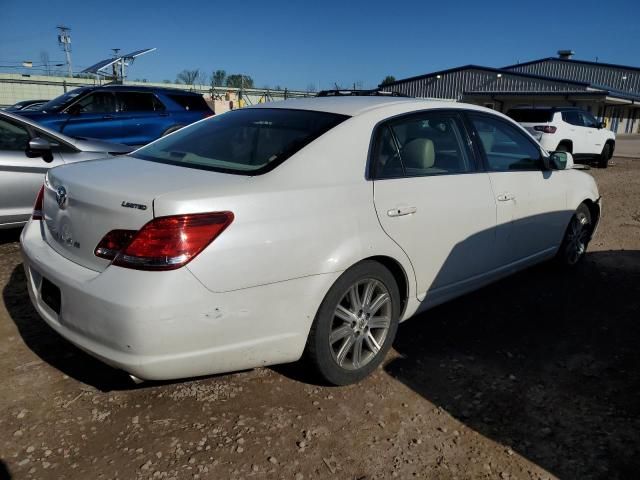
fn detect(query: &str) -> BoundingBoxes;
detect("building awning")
[462,90,637,106]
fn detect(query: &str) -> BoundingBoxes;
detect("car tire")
[556,203,593,266]
[556,142,570,152]
[162,125,185,137]
[305,260,401,386]
[598,144,611,168]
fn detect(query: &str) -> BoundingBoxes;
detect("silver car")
[0,110,132,229]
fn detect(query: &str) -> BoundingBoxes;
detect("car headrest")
[402,138,435,170]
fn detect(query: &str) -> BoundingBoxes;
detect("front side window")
[0,118,30,151]
[40,88,89,113]
[116,92,159,112]
[373,112,473,179]
[74,92,116,114]
[580,111,598,128]
[469,114,542,172]
[132,108,348,175]
[562,111,581,126]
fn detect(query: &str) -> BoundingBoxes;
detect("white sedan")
[21,97,601,385]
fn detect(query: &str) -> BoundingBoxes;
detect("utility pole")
[57,26,73,77]
[111,48,122,82]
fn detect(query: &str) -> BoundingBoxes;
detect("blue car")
[19,85,213,146]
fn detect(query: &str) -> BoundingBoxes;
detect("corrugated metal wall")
[506,60,640,95]
[380,68,589,100]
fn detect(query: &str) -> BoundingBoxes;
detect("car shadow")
[0,460,11,480]
[385,250,640,479]
[0,228,21,246]
[3,265,134,391]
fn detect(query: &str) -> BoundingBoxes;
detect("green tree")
[380,75,396,86]
[226,74,254,89]
[176,69,200,85]
[211,70,226,87]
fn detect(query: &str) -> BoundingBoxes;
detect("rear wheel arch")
[361,255,409,318]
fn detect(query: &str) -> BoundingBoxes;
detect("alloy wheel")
[329,279,392,370]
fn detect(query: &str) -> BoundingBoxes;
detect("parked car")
[0,109,132,229]
[21,97,601,386]
[18,85,213,146]
[507,107,615,168]
[5,99,49,112]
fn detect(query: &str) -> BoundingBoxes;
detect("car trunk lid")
[43,157,249,272]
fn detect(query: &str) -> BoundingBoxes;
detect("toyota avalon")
[21,96,601,385]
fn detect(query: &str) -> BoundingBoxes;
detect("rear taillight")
[97,212,233,271]
[32,185,45,220]
[534,125,557,134]
[94,229,136,260]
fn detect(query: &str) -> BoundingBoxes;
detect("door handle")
[497,193,515,202]
[387,206,417,217]
[102,115,115,119]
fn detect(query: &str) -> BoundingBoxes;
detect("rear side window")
[469,114,542,171]
[117,92,164,112]
[167,94,210,111]
[373,111,473,179]
[133,108,349,175]
[507,109,554,123]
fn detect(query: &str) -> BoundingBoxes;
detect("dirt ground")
[1,158,639,480]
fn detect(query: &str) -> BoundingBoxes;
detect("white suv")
[507,107,615,168]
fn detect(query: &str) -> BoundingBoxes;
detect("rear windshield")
[167,94,211,111]
[132,108,349,175]
[506,109,553,123]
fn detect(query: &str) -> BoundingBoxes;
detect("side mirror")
[549,151,574,170]
[598,121,607,129]
[26,137,54,163]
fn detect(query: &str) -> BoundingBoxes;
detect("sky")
[1,0,639,91]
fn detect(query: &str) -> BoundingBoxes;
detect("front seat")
[402,138,435,171]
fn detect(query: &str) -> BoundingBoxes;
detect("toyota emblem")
[56,186,67,208]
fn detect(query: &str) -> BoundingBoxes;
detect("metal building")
[380,51,640,134]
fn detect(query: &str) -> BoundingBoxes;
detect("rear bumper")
[20,220,338,380]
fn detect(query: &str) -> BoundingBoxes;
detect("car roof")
[83,85,202,96]
[249,96,487,117]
